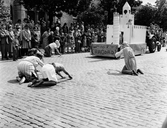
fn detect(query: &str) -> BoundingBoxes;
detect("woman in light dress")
[115,41,143,75]
[16,52,44,84]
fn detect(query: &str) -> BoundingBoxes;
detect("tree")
[99,0,143,24]
[0,0,10,20]
[135,4,157,26]
[77,5,105,26]
[155,0,167,31]
[22,0,93,26]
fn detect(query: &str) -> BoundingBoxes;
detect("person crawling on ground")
[44,40,61,57]
[51,62,72,79]
[27,63,72,87]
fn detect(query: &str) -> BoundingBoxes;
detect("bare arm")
[115,49,123,58]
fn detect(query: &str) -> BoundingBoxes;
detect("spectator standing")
[42,27,50,49]
[74,29,82,53]
[32,25,41,48]
[67,30,75,53]
[60,32,67,54]
[0,24,9,60]
[62,23,69,34]
[13,24,21,61]
[8,24,15,59]
[20,24,32,56]
[48,31,55,44]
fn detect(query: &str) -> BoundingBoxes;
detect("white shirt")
[41,64,58,82]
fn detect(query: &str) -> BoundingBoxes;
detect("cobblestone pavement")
[0,48,167,128]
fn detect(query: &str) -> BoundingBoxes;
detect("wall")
[106,25,113,44]
[122,25,146,44]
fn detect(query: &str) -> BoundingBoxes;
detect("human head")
[24,24,29,29]
[121,41,129,48]
[8,24,12,31]
[36,52,44,61]
[15,24,21,30]
[1,24,6,30]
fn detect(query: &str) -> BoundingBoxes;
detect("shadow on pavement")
[107,70,127,76]
[30,79,71,89]
[86,56,117,62]
[8,79,19,84]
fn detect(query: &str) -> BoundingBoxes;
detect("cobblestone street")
[0,48,167,128]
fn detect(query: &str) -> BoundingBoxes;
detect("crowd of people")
[0,18,107,61]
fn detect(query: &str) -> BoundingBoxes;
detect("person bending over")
[51,62,72,79]
[115,41,143,76]
[44,40,61,57]
[16,52,44,84]
[28,63,58,87]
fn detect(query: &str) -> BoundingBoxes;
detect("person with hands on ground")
[28,62,73,87]
[16,52,44,84]
[44,40,61,57]
[28,63,58,87]
[51,62,73,79]
[115,41,144,76]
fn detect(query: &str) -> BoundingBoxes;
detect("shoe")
[27,79,37,87]
[132,70,138,76]
[28,79,43,87]
[137,69,144,74]
[19,77,26,84]
[16,76,21,82]
[69,76,73,79]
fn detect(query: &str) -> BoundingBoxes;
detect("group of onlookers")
[0,18,107,61]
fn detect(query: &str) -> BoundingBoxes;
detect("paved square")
[0,48,167,128]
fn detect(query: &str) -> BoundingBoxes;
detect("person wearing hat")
[44,40,61,57]
[115,41,143,75]
[16,52,44,84]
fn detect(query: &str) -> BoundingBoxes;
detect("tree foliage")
[135,0,167,31]
[98,0,142,24]
[135,4,157,26]
[0,0,10,19]
[77,5,105,26]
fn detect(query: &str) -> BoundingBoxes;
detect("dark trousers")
[1,44,10,59]
[13,46,19,61]
[44,45,51,57]
[21,48,28,56]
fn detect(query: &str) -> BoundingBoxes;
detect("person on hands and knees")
[28,63,58,87]
[44,40,61,57]
[51,62,72,79]
[115,41,144,76]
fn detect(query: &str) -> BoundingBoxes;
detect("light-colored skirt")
[41,64,58,82]
[17,60,37,82]
[17,61,35,75]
